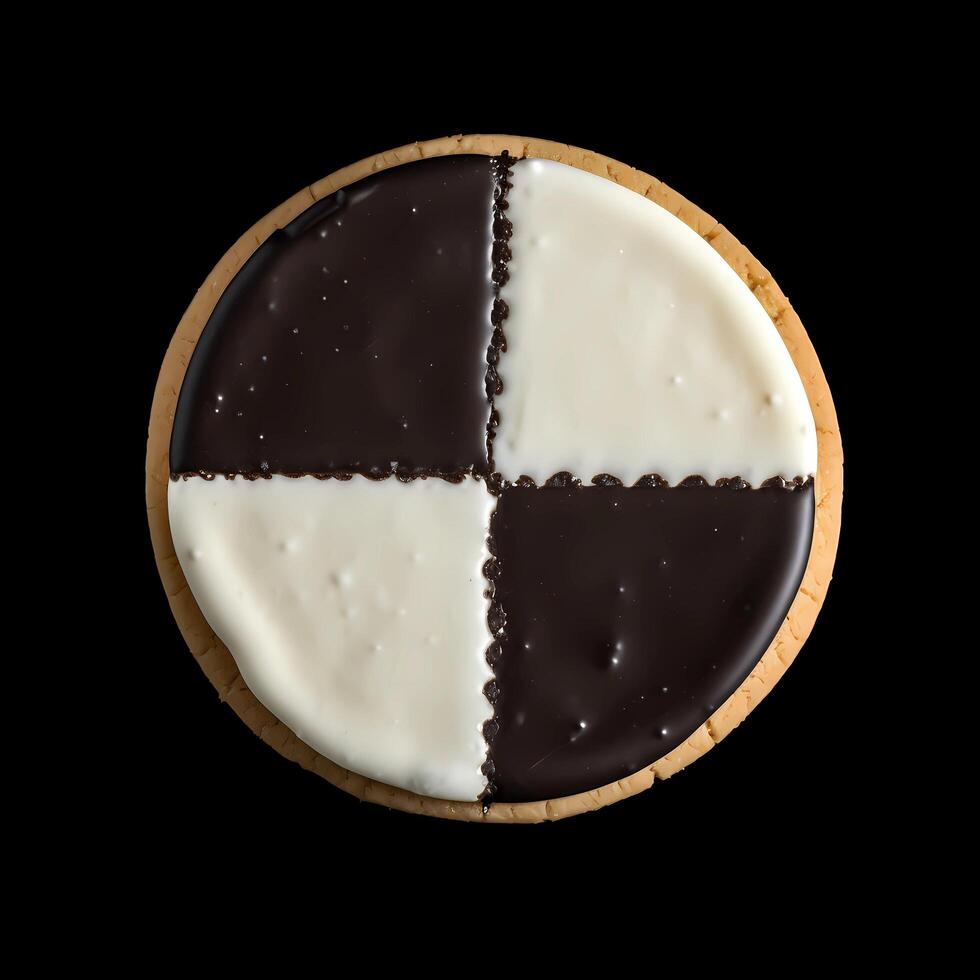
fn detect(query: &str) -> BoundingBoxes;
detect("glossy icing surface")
[171,155,496,478]
[494,159,816,486]
[165,150,821,807]
[168,475,493,801]
[486,481,814,802]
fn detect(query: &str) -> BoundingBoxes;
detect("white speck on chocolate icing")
[493,159,817,486]
[168,474,493,801]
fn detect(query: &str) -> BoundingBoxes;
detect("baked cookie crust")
[146,134,843,823]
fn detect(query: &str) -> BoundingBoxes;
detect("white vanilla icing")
[494,159,817,486]
[168,475,493,801]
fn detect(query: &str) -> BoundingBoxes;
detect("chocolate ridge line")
[170,468,477,484]
[170,469,814,490]
[506,472,815,490]
[485,153,513,473]
[480,506,503,810]
[480,153,514,809]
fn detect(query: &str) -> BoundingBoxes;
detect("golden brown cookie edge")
[146,134,843,824]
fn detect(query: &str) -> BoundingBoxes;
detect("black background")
[113,96,889,875]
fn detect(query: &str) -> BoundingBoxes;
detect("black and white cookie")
[150,137,840,816]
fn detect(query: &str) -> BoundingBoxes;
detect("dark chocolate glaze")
[170,155,497,477]
[481,514,504,807]
[485,152,512,472]
[480,153,513,809]
[486,480,815,803]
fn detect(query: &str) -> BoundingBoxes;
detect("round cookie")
[146,135,842,823]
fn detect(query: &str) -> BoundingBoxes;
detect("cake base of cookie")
[146,134,842,823]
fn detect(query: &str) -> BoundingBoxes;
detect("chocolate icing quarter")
[485,480,814,802]
[171,155,497,478]
[149,136,842,821]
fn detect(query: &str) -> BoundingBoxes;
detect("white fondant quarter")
[168,475,493,801]
[494,159,817,486]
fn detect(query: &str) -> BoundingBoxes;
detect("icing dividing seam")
[485,152,513,474]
